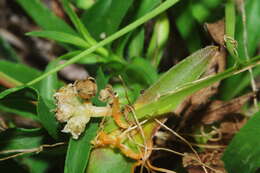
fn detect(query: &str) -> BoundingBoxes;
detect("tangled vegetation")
[0,0,259,173]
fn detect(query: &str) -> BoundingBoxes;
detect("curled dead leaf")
[205,20,225,46]
[202,92,254,124]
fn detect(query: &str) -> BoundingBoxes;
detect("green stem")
[26,0,179,86]
[225,0,241,63]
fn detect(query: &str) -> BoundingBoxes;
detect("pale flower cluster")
[54,78,112,139]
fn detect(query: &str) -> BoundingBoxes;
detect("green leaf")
[0,36,20,63]
[20,156,49,173]
[134,46,218,109]
[0,86,38,120]
[26,31,89,48]
[86,148,134,173]
[174,0,202,52]
[64,68,108,173]
[220,0,260,100]
[222,111,260,173]
[115,0,161,56]
[62,0,93,44]
[236,0,260,60]
[146,13,170,67]
[25,0,180,86]
[134,57,260,120]
[0,128,43,154]
[190,0,222,23]
[0,60,41,89]
[89,46,219,173]
[124,57,158,87]
[0,61,60,138]
[81,0,134,40]
[128,28,145,58]
[64,120,99,173]
[61,0,109,56]
[37,60,60,139]
[16,0,76,35]
[73,0,96,9]
[134,0,161,19]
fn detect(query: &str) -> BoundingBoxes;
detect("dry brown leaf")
[175,49,226,128]
[219,118,247,135]
[206,20,225,46]
[202,93,254,124]
[183,150,226,173]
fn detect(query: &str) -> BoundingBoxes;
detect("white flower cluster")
[54,78,113,139]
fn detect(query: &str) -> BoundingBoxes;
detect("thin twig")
[128,106,148,173]
[0,142,65,161]
[155,119,209,173]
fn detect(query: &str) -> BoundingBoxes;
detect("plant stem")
[26,0,180,86]
[225,0,241,63]
[239,0,258,110]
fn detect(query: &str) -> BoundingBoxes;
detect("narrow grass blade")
[27,31,89,48]
[16,0,76,35]
[61,0,108,56]
[81,0,134,40]
[26,0,180,86]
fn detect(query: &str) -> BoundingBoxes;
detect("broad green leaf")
[134,46,218,109]
[0,61,59,138]
[0,60,41,89]
[81,0,134,40]
[90,46,218,173]
[134,57,260,120]
[86,148,134,173]
[37,60,60,139]
[26,31,89,48]
[20,156,49,173]
[113,84,142,105]
[64,120,99,173]
[64,68,108,173]
[222,111,260,173]
[0,128,51,173]
[16,0,76,35]
[0,128,43,154]
[0,86,38,120]
[123,57,158,87]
